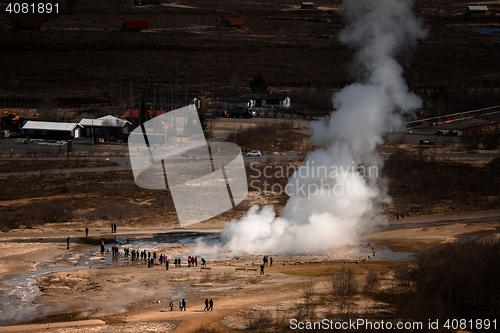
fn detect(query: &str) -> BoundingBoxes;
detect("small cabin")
[215,17,246,28]
[134,0,161,5]
[121,20,149,32]
[466,5,488,14]
[15,19,43,30]
[300,2,315,9]
[22,121,82,140]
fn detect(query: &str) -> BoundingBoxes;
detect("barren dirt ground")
[0,208,499,332]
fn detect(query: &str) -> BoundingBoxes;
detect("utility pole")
[91,118,94,156]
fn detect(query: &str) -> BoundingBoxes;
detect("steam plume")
[197,0,426,255]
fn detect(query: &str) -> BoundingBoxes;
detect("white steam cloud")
[197,0,426,255]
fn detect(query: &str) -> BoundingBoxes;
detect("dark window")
[266,99,280,105]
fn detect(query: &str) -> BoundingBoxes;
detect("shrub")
[328,267,359,299]
[362,270,380,295]
[390,240,500,324]
[244,310,274,331]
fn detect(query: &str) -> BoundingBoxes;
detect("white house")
[244,93,291,109]
[79,115,131,140]
[218,97,256,110]
[22,121,82,140]
[467,5,488,14]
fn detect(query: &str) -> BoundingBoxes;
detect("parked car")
[294,109,308,118]
[246,150,262,157]
[205,112,218,119]
[0,130,10,138]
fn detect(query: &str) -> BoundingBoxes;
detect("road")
[1,127,499,178]
[0,153,305,177]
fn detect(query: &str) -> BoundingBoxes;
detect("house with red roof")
[124,109,165,120]
[15,19,43,30]
[215,17,246,28]
[121,20,149,32]
[125,108,166,129]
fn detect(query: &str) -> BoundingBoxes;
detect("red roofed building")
[121,20,149,32]
[15,19,43,30]
[125,109,166,119]
[125,109,165,128]
[215,17,246,28]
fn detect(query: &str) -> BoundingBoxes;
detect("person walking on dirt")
[209,299,213,311]
[85,227,89,237]
[204,298,209,311]
[182,299,186,311]
[166,257,169,270]
[111,223,114,233]
[66,237,70,250]
[260,264,265,275]
[178,299,183,311]
[169,300,174,311]
[113,223,117,234]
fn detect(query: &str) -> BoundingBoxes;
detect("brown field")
[0,0,499,116]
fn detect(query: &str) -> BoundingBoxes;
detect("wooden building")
[121,20,149,32]
[22,121,82,140]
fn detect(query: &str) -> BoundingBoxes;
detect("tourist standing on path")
[85,227,89,237]
[260,264,265,275]
[66,237,70,250]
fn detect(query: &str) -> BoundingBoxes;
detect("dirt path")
[388,209,500,226]
[124,290,302,333]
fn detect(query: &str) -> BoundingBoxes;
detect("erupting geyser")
[197,0,427,255]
